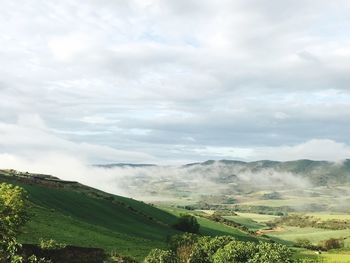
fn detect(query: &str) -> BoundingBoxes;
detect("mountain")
[0,169,253,262]
[95,163,157,168]
[97,159,350,212]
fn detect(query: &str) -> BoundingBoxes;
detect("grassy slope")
[16,183,178,261]
[159,206,256,242]
[0,173,255,261]
[267,226,350,245]
[223,215,267,231]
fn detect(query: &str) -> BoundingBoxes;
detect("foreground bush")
[212,241,257,263]
[0,183,51,263]
[145,234,296,263]
[169,233,199,263]
[144,249,176,263]
[191,236,236,263]
[39,239,67,250]
[0,183,29,262]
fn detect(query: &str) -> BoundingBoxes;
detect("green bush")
[213,241,257,263]
[39,238,66,250]
[164,234,295,263]
[0,183,51,263]
[190,236,236,263]
[319,238,343,251]
[144,249,176,263]
[0,183,29,263]
[172,214,200,233]
[295,238,313,249]
[168,233,199,263]
[251,242,294,263]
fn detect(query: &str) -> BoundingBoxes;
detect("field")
[267,226,350,246]
[2,168,350,262]
[298,213,350,221]
[16,183,179,261]
[0,173,262,262]
[158,206,256,241]
[208,211,350,262]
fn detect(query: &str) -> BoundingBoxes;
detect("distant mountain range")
[95,159,350,211]
[98,159,350,186]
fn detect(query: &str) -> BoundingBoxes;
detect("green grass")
[13,183,178,261]
[298,213,350,221]
[234,212,279,223]
[19,206,165,261]
[158,206,257,242]
[321,251,350,263]
[1,175,259,261]
[266,226,350,246]
[223,215,267,231]
[240,197,332,207]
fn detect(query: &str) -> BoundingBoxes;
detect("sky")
[1,0,350,170]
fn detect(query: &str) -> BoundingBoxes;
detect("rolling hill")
[0,169,254,262]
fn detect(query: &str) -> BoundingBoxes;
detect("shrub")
[172,214,200,233]
[168,233,199,263]
[191,236,236,263]
[251,242,294,263]
[295,238,313,249]
[0,183,51,263]
[213,241,258,263]
[39,238,66,250]
[144,249,176,263]
[0,183,29,263]
[319,238,343,251]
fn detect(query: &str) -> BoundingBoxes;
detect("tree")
[144,249,176,263]
[0,183,29,263]
[320,238,343,250]
[190,236,236,263]
[173,215,200,234]
[169,233,199,263]
[212,241,257,263]
[251,242,294,263]
[212,241,293,263]
[0,183,50,263]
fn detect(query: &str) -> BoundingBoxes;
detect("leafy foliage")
[168,233,199,263]
[0,183,29,262]
[147,234,296,263]
[270,214,350,230]
[39,238,67,250]
[190,236,236,263]
[319,238,343,251]
[144,249,176,263]
[172,215,200,233]
[0,183,50,263]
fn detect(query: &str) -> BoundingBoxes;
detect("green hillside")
[0,170,254,261]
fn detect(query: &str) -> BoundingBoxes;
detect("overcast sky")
[1,0,350,167]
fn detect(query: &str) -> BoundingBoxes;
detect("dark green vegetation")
[270,214,350,230]
[0,170,256,262]
[145,233,295,263]
[0,183,51,263]
[3,158,350,262]
[172,215,200,233]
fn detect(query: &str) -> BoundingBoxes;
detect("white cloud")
[48,33,92,62]
[192,139,350,162]
[0,0,350,170]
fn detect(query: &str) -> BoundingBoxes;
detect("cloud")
[192,139,350,162]
[0,114,155,164]
[0,0,350,168]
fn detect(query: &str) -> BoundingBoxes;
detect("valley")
[1,159,350,262]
